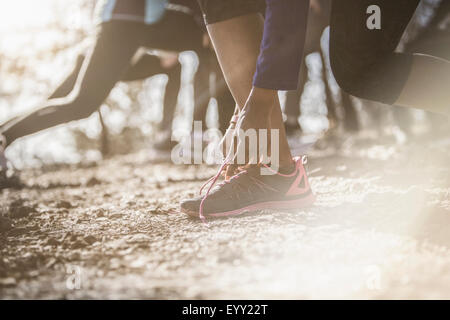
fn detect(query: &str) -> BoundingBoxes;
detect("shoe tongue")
[244,162,296,176]
[244,164,261,176]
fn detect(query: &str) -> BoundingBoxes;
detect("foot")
[180,156,315,218]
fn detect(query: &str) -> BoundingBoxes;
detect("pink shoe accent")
[261,156,311,196]
[196,156,313,221]
[285,157,311,196]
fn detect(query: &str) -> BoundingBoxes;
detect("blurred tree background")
[0,0,447,169]
[0,0,197,169]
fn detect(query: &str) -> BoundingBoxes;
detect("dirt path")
[1,133,449,299]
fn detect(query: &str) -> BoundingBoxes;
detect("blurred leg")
[319,51,337,125]
[340,91,359,132]
[2,22,140,147]
[284,65,306,133]
[192,49,212,128]
[113,51,183,132]
[48,54,86,99]
[330,0,450,115]
[0,54,87,133]
[285,88,302,124]
[160,61,181,131]
[396,54,450,115]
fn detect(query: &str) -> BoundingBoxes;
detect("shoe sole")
[181,193,316,218]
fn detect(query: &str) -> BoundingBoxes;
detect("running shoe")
[180,156,315,218]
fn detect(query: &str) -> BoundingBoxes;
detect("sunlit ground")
[1,134,449,299]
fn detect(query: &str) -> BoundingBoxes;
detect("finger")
[221,125,237,161]
[225,164,237,179]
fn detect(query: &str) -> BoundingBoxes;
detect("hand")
[218,106,240,178]
[226,87,277,170]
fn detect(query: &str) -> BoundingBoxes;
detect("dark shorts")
[197,0,265,25]
[329,0,420,104]
[197,0,422,106]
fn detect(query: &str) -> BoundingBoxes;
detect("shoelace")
[198,115,241,222]
[198,156,306,222]
[198,160,230,222]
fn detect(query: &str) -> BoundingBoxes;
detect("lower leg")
[285,63,308,133]
[207,15,292,165]
[340,91,359,132]
[320,52,337,125]
[270,98,293,164]
[213,57,236,133]
[284,85,303,132]
[395,54,450,116]
[285,85,303,120]
[330,0,448,116]
[0,54,86,134]
[192,50,211,128]
[207,15,263,109]
[160,62,182,131]
[1,22,138,148]
[48,54,86,99]
[217,89,236,133]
